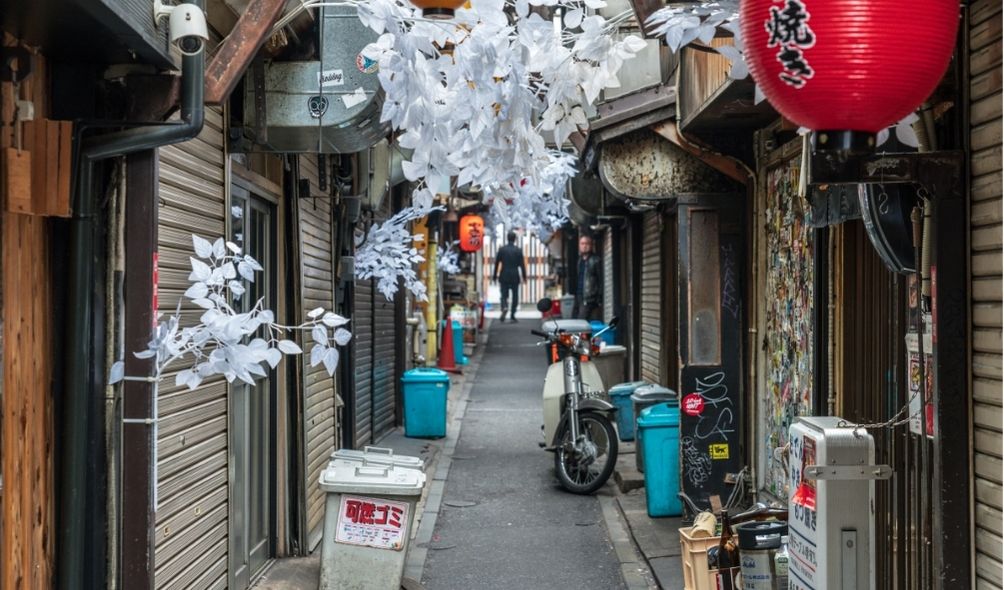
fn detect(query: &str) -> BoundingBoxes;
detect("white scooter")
[532,298,619,494]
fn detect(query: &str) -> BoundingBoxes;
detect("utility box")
[318,459,426,590]
[788,417,890,590]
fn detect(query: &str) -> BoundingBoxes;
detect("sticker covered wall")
[760,161,814,498]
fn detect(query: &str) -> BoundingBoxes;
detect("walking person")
[574,233,603,321]
[492,231,526,323]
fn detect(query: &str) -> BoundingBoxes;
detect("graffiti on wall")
[762,163,814,498]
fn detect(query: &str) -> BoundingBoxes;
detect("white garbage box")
[318,459,426,590]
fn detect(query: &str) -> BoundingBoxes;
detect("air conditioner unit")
[242,5,389,153]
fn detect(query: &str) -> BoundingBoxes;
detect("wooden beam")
[649,120,751,186]
[1,38,54,590]
[204,0,287,105]
[628,0,663,38]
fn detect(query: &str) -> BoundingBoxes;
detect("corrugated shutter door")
[297,156,339,544]
[154,108,228,590]
[372,295,397,439]
[353,230,375,447]
[603,227,615,322]
[639,212,662,384]
[370,198,397,441]
[969,2,1003,585]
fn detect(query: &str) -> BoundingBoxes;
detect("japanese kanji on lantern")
[741,0,960,148]
[459,214,485,252]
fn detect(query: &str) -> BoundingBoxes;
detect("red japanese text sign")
[335,495,410,551]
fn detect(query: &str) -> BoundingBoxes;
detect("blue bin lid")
[609,381,649,398]
[401,367,451,383]
[637,402,680,428]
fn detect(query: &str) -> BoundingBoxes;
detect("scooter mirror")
[536,297,553,313]
[608,316,619,328]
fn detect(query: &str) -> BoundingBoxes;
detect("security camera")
[153,0,209,56]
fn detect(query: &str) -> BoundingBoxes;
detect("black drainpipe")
[59,9,206,587]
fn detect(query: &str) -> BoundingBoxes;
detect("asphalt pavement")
[421,319,628,590]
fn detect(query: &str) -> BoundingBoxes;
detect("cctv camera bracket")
[153,0,173,23]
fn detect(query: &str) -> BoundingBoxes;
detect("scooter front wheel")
[554,412,618,495]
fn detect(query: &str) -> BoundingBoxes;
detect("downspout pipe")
[59,16,205,589]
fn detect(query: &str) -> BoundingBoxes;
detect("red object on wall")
[741,0,959,133]
[459,215,485,252]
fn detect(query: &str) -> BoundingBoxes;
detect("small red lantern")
[459,215,484,252]
[741,0,959,145]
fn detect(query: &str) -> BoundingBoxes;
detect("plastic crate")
[679,527,720,590]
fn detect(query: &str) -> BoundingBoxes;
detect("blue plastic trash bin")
[588,320,616,346]
[401,368,450,438]
[632,385,677,472]
[637,402,682,517]
[609,381,649,441]
[450,319,469,365]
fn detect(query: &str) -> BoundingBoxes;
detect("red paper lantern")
[459,215,484,252]
[741,0,959,139]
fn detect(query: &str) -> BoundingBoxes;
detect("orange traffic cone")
[437,319,462,374]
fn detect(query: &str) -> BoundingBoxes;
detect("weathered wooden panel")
[1,44,55,590]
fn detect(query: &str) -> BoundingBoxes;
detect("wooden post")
[1,41,55,590]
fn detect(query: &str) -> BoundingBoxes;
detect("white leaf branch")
[109,234,353,391]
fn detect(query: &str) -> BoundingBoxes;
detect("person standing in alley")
[493,231,526,323]
[574,233,602,321]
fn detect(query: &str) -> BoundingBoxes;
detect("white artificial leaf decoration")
[192,235,214,259]
[312,325,328,345]
[564,8,583,28]
[237,261,256,282]
[265,348,283,369]
[310,344,326,367]
[228,280,246,299]
[109,361,125,385]
[212,238,226,258]
[226,241,242,254]
[322,347,340,375]
[322,312,350,328]
[278,340,303,354]
[333,328,353,346]
[189,257,212,282]
[184,282,209,300]
[308,307,325,319]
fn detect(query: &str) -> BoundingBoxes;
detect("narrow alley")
[421,319,629,589]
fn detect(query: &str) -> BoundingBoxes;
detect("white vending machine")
[788,416,891,590]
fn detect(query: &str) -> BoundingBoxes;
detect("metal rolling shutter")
[297,156,339,545]
[154,107,228,590]
[639,212,663,384]
[603,227,615,322]
[969,2,1003,585]
[353,230,375,447]
[370,199,397,441]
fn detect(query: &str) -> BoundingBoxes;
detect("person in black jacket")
[573,233,602,321]
[492,231,526,323]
